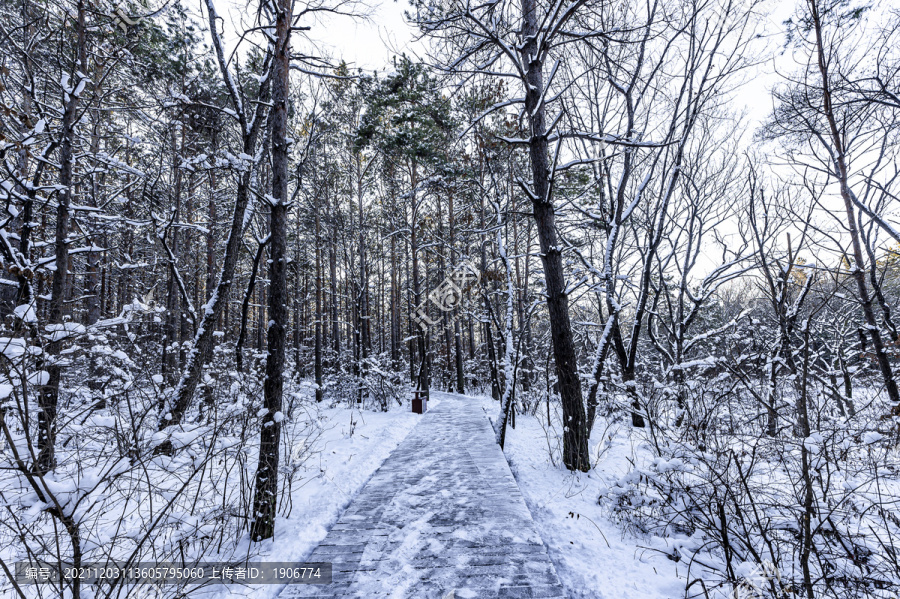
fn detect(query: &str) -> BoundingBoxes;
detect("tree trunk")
[447,190,465,393]
[294,216,303,378]
[357,153,369,398]
[85,64,104,330]
[391,233,400,367]
[38,0,86,473]
[477,174,501,400]
[162,125,183,387]
[250,0,290,540]
[329,189,339,360]
[237,238,269,372]
[315,187,324,403]
[520,0,589,471]
[797,325,815,599]
[410,161,428,391]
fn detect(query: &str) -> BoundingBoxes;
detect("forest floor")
[478,395,684,599]
[197,393,684,599]
[194,397,421,599]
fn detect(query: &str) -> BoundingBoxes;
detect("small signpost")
[412,388,429,414]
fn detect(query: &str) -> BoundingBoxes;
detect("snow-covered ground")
[198,400,424,599]
[197,392,734,599]
[477,394,684,599]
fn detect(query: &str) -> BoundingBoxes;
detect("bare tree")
[766,0,900,408]
[157,0,273,436]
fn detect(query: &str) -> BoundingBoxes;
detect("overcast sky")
[296,0,799,130]
[304,0,421,71]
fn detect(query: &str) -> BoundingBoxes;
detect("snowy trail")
[279,392,566,599]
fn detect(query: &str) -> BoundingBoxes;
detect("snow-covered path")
[279,392,567,598]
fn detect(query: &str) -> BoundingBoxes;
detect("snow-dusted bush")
[0,307,326,599]
[605,380,900,599]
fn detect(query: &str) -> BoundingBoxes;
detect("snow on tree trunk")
[250,0,291,541]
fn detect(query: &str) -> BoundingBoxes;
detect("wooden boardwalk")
[279,392,567,599]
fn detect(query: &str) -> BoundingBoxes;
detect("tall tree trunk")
[83,61,105,399]
[435,190,452,390]
[410,161,428,391]
[163,122,187,383]
[207,165,218,305]
[520,0,589,471]
[378,255,385,356]
[329,189,339,360]
[478,173,501,400]
[250,0,290,540]
[355,154,368,401]
[449,189,465,394]
[38,0,86,473]
[407,239,416,381]
[797,325,815,599]
[179,172,194,368]
[294,213,303,377]
[163,267,178,385]
[512,192,529,393]
[202,164,219,411]
[85,63,104,329]
[257,280,265,352]
[495,211,517,449]
[314,187,324,403]
[391,232,400,367]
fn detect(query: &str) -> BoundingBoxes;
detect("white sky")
[299,0,798,125]
[213,0,801,113]
[302,0,421,72]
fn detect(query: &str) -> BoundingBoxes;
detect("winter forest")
[1,0,900,596]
